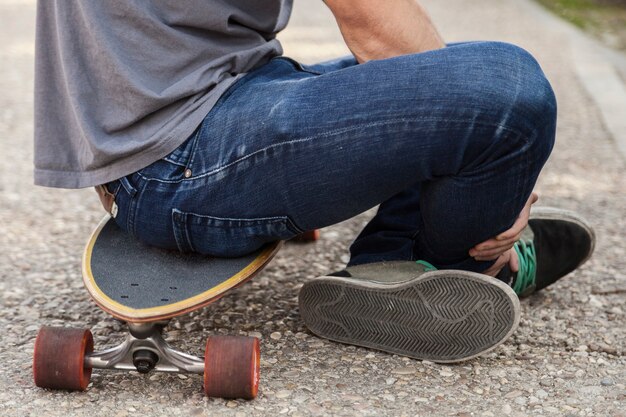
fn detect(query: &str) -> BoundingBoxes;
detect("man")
[35,0,594,362]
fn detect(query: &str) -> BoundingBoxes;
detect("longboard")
[33,215,316,399]
[82,216,282,323]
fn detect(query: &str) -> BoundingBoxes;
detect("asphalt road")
[0,0,624,416]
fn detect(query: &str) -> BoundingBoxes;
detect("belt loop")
[119,176,137,197]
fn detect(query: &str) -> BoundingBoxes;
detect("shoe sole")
[530,207,596,267]
[299,270,520,363]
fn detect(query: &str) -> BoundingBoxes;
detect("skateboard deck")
[82,216,282,323]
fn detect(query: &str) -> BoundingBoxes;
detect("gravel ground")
[0,0,624,416]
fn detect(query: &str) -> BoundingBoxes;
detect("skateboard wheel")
[204,336,260,399]
[33,326,93,391]
[294,229,321,242]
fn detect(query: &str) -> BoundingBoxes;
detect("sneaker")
[299,261,520,363]
[511,207,595,297]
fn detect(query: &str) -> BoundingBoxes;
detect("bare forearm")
[323,0,445,63]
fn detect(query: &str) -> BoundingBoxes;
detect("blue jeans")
[107,41,556,273]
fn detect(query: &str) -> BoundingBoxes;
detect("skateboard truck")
[84,321,205,375]
[34,323,261,399]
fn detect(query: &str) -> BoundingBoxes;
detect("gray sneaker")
[299,261,520,363]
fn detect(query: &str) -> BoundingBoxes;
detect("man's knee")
[481,42,557,161]
[513,44,556,164]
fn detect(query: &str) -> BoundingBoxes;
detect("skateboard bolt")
[133,350,159,374]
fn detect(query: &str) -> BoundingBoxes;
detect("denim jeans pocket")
[162,127,201,168]
[172,209,303,257]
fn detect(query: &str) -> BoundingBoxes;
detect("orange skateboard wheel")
[294,229,321,242]
[33,326,93,391]
[203,336,260,399]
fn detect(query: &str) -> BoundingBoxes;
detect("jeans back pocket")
[172,209,302,257]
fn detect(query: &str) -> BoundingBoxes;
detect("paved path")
[0,1,624,416]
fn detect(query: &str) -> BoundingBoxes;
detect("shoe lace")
[415,260,437,272]
[512,239,537,295]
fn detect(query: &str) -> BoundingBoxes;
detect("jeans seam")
[179,214,297,223]
[276,56,324,75]
[172,210,197,252]
[457,130,529,177]
[119,176,137,196]
[184,127,202,174]
[106,181,122,198]
[171,208,302,253]
[127,177,149,238]
[172,210,187,252]
[172,209,304,234]
[184,216,195,252]
[409,229,420,261]
[285,217,305,234]
[162,124,202,168]
[143,117,528,185]
[162,156,187,167]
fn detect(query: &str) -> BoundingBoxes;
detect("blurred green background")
[536,0,626,50]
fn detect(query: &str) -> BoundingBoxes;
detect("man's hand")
[323,0,445,63]
[470,192,539,262]
[482,247,520,278]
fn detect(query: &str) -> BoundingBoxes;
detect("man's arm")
[323,0,445,63]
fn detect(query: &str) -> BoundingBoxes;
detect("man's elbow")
[324,0,380,26]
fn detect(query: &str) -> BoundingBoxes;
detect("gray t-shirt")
[34,0,293,188]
